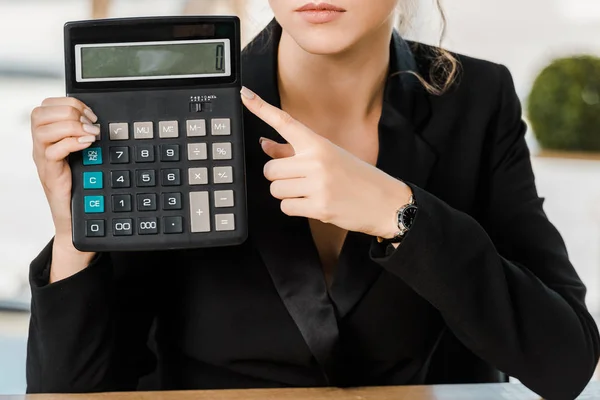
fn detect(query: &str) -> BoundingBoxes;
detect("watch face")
[401,205,418,229]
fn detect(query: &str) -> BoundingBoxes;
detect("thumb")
[260,137,295,159]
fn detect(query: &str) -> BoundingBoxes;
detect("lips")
[295,2,347,12]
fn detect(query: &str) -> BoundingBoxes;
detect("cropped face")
[269,0,399,55]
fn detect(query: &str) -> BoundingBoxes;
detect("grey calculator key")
[189,167,208,185]
[211,118,231,135]
[189,191,211,233]
[212,143,232,160]
[213,166,233,184]
[215,214,235,231]
[133,121,154,139]
[188,143,207,160]
[109,123,129,140]
[214,190,234,208]
[159,121,179,138]
[187,119,206,137]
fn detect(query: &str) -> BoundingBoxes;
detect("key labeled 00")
[113,219,133,236]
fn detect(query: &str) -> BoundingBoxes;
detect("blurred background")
[0,0,599,395]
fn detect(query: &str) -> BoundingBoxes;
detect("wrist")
[375,179,413,239]
[50,234,96,283]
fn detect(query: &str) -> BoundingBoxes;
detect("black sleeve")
[370,64,600,400]
[26,239,160,393]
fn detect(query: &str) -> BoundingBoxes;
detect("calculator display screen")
[75,39,231,82]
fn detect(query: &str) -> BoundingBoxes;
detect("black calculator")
[64,16,247,252]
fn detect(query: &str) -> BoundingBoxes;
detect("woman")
[26,1,599,399]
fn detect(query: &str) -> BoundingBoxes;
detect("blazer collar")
[241,19,438,385]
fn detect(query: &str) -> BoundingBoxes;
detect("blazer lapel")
[242,20,339,384]
[329,31,439,319]
[378,30,439,189]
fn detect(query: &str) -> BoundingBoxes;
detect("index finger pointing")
[240,86,314,150]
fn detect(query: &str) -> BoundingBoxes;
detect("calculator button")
[83,147,103,165]
[160,144,180,162]
[137,193,157,211]
[113,218,133,236]
[212,143,232,160]
[186,119,206,137]
[136,170,156,187]
[109,146,130,164]
[213,166,233,184]
[134,122,154,139]
[159,121,179,138]
[111,171,131,188]
[85,220,105,237]
[211,118,231,135]
[215,214,235,231]
[188,143,207,160]
[163,216,184,234]
[112,194,132,213]
[214,190,234,208]
[84,196,104,213]
[189,167,208,185]
[83,171,103,189]
[135,145,155,163]
[189,191,210,233]
[162,192,182,210]
[109,123,129,140]
[162,169,181,186]
[138,217,159,235]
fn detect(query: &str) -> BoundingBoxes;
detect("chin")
[284,24,363,56]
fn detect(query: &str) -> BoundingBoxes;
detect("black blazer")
[26,20,599,400]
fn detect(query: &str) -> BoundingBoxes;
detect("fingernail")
[259,137,274,148]
[78,135,96,143]
[83,123,101,135]
[83,108,98,123]
[80,115,93,125]
[240,86,255,99]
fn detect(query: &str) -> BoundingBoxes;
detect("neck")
[277,22,394,125]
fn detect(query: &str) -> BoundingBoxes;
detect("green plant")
[527,55,600,152]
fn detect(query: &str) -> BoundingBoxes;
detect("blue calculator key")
[83,171,103,189]
[84,195,105,213]
[83,147,103,165]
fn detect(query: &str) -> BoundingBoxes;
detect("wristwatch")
[377,194,418,244]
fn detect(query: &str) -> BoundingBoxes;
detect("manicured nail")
[80,115,93,125]
[83,108,98,123]
[259,137,266,145]
[78,135,96,143]
[240,86,255,99]
[83,123,101,135]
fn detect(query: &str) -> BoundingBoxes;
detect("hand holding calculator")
[62,16,248,252]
